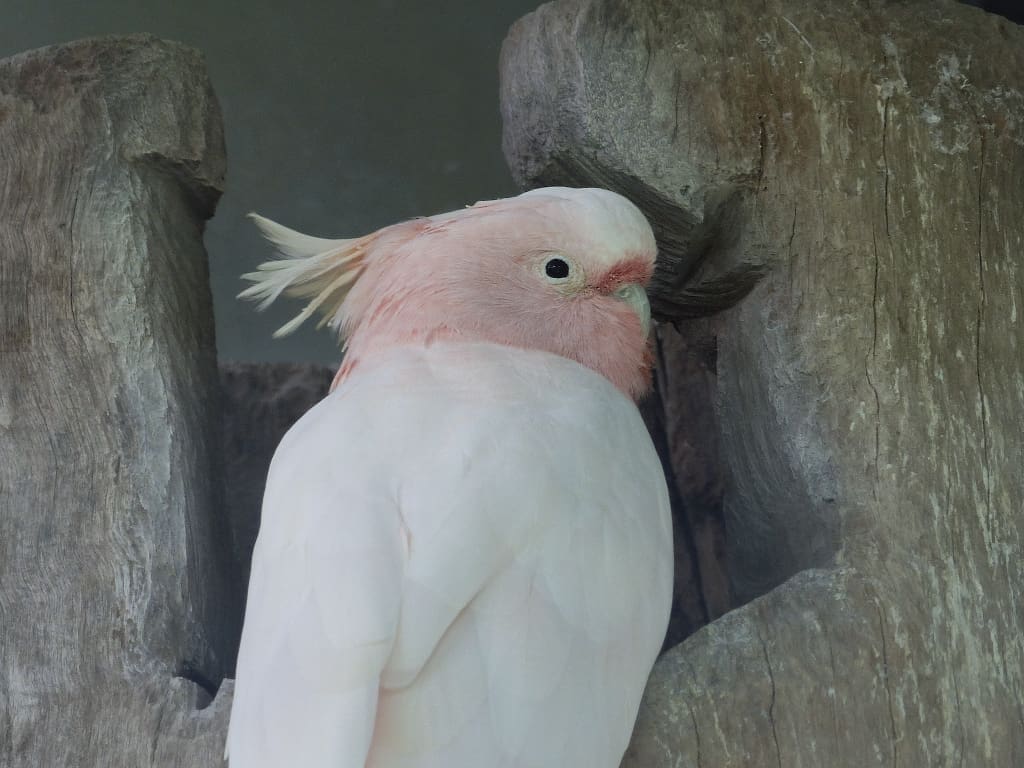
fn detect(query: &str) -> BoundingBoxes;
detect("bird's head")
[241,187,658,400]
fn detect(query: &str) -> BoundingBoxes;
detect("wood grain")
[0,35,233,767]
[501,1,1024,765]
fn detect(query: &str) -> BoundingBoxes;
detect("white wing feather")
[227,342,673,768]
[225,396,406,767]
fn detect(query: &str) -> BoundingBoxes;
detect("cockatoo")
[226,187,673,768]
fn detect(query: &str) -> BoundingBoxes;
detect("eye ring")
[544,257,571,280]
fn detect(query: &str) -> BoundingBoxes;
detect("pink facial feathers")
[240,187,658,400]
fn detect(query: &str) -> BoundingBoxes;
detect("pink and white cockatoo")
[226,187,673,768]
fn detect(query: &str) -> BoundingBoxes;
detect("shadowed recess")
[529,152,770,322]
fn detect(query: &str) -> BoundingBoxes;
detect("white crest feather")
[239,213,371,338]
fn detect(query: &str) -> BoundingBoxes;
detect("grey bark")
[0,35,233,767]
[501,1,1024,766]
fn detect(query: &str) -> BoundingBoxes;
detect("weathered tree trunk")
[0,36,234,767]
[501,1,1024,765]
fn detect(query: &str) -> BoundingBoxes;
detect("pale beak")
[614,283,651,338]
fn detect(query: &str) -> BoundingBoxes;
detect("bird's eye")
[544,258,570,279]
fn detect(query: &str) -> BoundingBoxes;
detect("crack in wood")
[864,94,896,499]
[685,696,704,768]
[67,187,83,341]
[756,627,784,768]
[682,654,719,765]
[867,229,882,494]
[756,114,768,191]
[671,69,682,143]
[874,600,899,768]
[881,96,892,241]
[786,203,801,316]
[641,20,653,81]
[974,129,992,537]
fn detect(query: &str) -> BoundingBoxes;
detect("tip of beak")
[614,283,652,338]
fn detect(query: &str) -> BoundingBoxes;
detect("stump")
[0,35,233,767]
[501,1,1024,765]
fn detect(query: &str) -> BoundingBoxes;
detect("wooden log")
[501,1,1024,765]
[0,35,232,767]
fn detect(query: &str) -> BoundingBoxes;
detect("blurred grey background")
[1,0,540,365]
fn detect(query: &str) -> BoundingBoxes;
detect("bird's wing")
[364,344,673,768]
[226,343,672,768]
[225,395,407,768]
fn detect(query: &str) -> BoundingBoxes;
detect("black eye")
[545,258,570,279]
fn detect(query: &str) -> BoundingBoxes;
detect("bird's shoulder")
[258,340,663,558]
[281,341,641,457]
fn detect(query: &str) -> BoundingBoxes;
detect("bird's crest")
[239,213,379,338]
